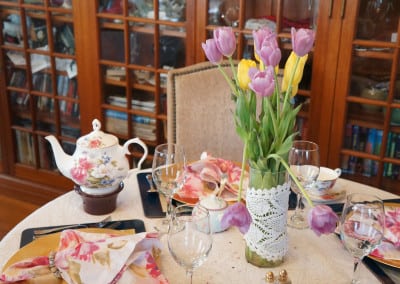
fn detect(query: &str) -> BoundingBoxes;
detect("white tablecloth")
[0,171,399,284]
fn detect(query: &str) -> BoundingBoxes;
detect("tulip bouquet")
[201,26,338,237]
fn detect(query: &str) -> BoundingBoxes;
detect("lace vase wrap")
[244,181,291,262]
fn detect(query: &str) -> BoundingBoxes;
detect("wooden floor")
[0,193,40,240]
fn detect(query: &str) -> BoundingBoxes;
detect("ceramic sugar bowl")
[46,119,148,195]
[198,195,229,233]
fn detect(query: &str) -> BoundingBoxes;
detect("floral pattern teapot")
[45,119,148,195]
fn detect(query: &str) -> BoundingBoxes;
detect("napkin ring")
[48,251,62,279]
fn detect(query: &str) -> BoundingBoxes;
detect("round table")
[0,171,399,284]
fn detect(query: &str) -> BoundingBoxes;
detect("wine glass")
[152,143,186,232]
[340,193,385,284]
[168,204,213,284]
[287,140,320,229]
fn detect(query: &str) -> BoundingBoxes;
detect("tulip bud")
[281,51,308,97]
[237,59,257,90]
[291,27,315,57]
[214,27,236,57]
[202,38,223,64]
[308,205,339,236]
[249,66,275,98]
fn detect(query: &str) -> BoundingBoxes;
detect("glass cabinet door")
[330,0,400,193]
[198,0,320,140]
[96,0,193,163]
[0,1,79,174]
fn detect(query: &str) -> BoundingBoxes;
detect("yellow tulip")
[237,59,257,90]
[282,51,308,97]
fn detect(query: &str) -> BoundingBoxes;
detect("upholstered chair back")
[167,61,244,162]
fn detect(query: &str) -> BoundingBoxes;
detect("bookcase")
[0,0,399,202]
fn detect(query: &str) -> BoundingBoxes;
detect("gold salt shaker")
[278,269,291,284]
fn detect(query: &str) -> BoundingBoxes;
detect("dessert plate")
[368,202,400,269]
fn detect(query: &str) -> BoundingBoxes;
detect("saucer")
[308,185,346,204]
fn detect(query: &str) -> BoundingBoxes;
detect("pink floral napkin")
[370,206,400,261]
[176,152,248,202]
[0,230,168,284]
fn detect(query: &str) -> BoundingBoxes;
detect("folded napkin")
[370,206,400,261]
[176,152,248,202]
[1,230,168,284]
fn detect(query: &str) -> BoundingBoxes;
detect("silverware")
[146,174,158,193]
[32,215,112,237]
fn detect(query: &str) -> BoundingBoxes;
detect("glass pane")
[24,0,43,5]
[130,29,155,66]
[100,29,125,62]
[54,23,75,55]
[58,78,79,118]
[159,35,185,68]
[130,0,153,18]
[14,130,36,166]
[131,68,155,86]
[159,0,186,22]
[3,14,23,47]
[357,0,400,42]
[98,0,123,14]
[28,18,48,49]
[50,0,72,8]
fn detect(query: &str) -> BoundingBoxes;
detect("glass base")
[287,211,309,229]
[245,245,284,268]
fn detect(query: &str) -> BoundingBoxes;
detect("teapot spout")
[45,135,73,179]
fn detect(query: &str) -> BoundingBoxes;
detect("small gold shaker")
[265,271,275,283]
[278,269,291,284]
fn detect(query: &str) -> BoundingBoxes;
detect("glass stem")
[351,257,361,284]
[186,270,193,284]
[166,195,173,221]
[294,194,304,219]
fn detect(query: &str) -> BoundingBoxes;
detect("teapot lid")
[76,119,118,148]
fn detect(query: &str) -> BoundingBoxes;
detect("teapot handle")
[123,138,148,174]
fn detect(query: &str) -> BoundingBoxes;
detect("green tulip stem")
[268,153,314,208]
[237,139,248,202]
[273,70,281,121]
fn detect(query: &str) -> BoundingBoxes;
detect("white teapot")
[45,119,148,195]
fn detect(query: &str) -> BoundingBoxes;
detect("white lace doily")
[244,182,290,261]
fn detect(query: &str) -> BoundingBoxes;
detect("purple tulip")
[253,28,281,67]
[248,66,275,97]
[213,27,236,57]
[202,38,223,64]
[253,27,274,54]
[221,202,252,234]
[291,27,315,57]
[308,205,339,236]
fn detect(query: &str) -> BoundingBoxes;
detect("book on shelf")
[105,109,156,125]
[107,95,156,112]
[105,112,156,141]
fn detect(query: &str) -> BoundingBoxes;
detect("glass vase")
[244,167,290,267]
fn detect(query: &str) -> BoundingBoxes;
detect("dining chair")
[167,61,244,162]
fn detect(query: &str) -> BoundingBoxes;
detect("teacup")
[310,167,342,196]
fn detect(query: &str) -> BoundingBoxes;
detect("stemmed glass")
[168,204,213,284]
[152,143,186,232]
[287,140,320,229]
[340,193,385,284]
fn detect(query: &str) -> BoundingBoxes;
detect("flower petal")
[221,202,252,234]
[307,205,339,236]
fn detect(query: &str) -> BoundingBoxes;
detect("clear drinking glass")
[152,143,186,232]
[287,140,320,229]
[168,204,213,284]
[340,193,385,284]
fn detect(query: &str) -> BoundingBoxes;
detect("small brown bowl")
[74,182,124,215]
